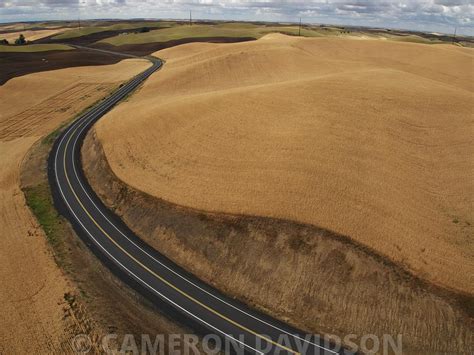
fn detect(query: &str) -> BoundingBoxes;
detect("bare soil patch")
[0,49,123,85]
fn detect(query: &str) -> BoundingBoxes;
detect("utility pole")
[452,26,457,44]
[78,0,83,29]
[298,17,302,36]
[190,10,192,26]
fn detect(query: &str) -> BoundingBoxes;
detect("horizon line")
[0,16,471,38]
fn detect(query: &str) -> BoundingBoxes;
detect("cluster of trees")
[137,27,150,33]
[0,34,27,45]
[15,34,26,45]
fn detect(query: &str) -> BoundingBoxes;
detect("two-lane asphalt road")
[49,56,350,355]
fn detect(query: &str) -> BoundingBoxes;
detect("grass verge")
[24,182,66,263]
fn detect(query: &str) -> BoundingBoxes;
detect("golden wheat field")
[95,34,474,294]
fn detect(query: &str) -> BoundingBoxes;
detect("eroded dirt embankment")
[82,128,473,353]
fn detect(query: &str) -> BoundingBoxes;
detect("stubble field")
[0,58,150,353]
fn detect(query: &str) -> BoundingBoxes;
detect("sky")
[0,1,473,36]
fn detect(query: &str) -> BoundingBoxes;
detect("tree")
[15,34,26,45]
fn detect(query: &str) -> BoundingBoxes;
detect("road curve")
[49,56,350,355]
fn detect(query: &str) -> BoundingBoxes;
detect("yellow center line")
[61,120,300,355]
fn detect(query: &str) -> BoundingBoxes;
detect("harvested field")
[0,59,150,353]
[0,28,73,42]
[93,34,473,302]
[0,58,150,121]
[0,82,115,140]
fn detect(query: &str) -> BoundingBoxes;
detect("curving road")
[49,56,350,355]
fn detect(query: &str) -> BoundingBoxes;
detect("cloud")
[1,0,473,35]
